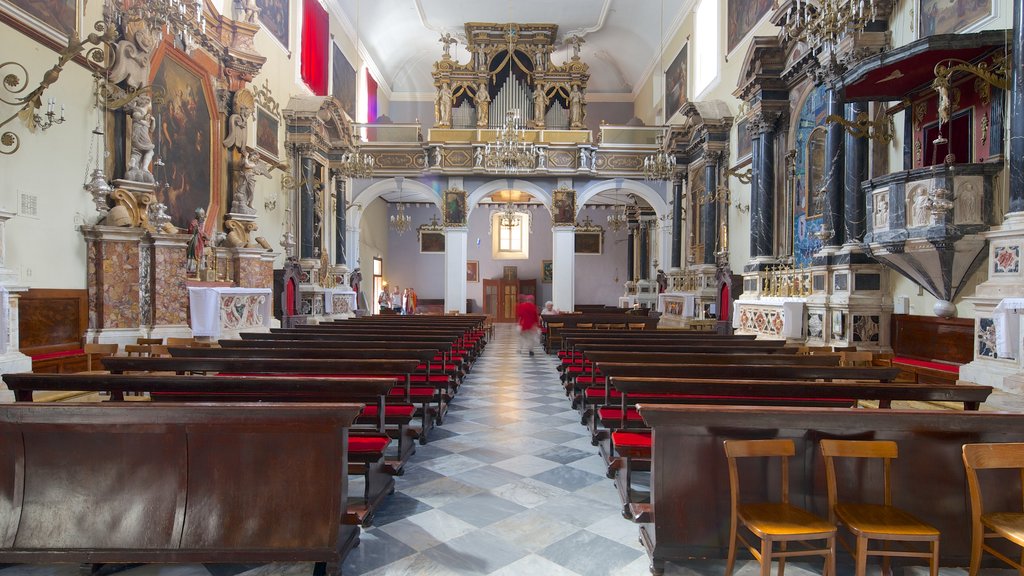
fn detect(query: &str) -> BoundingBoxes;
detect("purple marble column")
[1011,0,1024,214]
[844,101,869,243]
[702,154,719,264]
[750,114,777,258]
[824,88,845,246]
[671,172,684,269]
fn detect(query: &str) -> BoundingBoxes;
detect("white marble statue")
[231,149,271,215]
[241,0,260,23]
[474,83,490,128]
[437,82,453,127]
[125,94,156,183]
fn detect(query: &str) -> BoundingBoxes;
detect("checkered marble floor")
[2,324,1020,576]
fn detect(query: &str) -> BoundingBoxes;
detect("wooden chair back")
[137,338,163,345]
[577,323,594,329]
[820,439,897,516]
[166,337,195,348]
[962,442,1024,576]
[84,343,119,372]
[724,438,795,504]
[124,344,151,357]
[627,323,646,330]
[842,351,874,367]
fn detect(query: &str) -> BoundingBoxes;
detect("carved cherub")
[439,32,458,58]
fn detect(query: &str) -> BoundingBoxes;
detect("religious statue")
[569,35,585,60]
[569,84,585,129]
[911,188,930,227]
[533,83,547,127]
[186,208,210,275]
[125,94,156,183]
[474,83,490,128]
[222,105,250,150]
[231,148,271,215]
[474,45,488,71]
[436,82,453,127]
[241,0,260,23]
[474,146,483,168]
[537,147,547,169]
[439,33,458,58]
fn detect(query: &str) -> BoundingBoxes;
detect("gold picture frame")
[466,260,479,282]
[541,260,552,283]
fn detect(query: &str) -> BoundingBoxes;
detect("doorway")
[483,278,538,322]
[372,256,383,315]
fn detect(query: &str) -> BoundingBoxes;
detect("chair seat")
[738,503,835,539]
[835,503,939,539]
[983,512,1024,546]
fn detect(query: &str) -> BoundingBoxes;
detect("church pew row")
[5,372,408,528]
[0,402,362,576]
[636,405,1024,574]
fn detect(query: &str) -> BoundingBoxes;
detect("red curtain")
[301,0,328,96]
[366,69,378,122]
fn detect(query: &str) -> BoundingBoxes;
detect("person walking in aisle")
[516,295,540,356]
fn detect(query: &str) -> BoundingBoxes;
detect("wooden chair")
[962,442,1024,576]
[447,310,460,316]
[820,440,940,576]
[124,344,151,357]
[841,351,874,367]
[166,337,195,348]
[595,323,611,330]
[627,323,647,330]
[136,338,163,345]
[723,439,836,576]
[577,323,594,329]
[83,343,118,372]
[149,345,170,358]
[608,323,626,330]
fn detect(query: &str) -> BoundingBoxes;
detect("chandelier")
[781,0,881,55]
[107,0,207,53]
[643,134,675,181]
[484,109,536,174]
[607,191,632,232]
[497,199,519,229]
[339,146,375,178]
[389,177,411,235]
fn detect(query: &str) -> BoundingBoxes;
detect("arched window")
[692,0,719,97]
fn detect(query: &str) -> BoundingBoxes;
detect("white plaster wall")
[359,198,388,288]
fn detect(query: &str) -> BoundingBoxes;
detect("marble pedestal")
[82,225,144,346]
[141,231,192,341]
[0,210,30,377]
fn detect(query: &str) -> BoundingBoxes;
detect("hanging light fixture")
[389,177,412,235]
[607,184,629,232]
[780,0,882,57]
[339,0,375,179]
[644,133,675,181]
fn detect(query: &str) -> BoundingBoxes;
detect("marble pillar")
[143,232,191,341]
[300,158,315,260]
[82,225,145,345]
[702,157,719,265]
[671,173,684,269]
[0,210,30,376]
[335,175,347,266]
[824,88,846,247]
[639,224,650,280]
[1011,0,1024,215]
[844,101,869,246]
[443,227,468,313]
[552,226,576,313]
[750,115,777,258]
[626,228,636,281]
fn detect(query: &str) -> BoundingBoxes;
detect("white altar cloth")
[994,298,1024,359]
[188,287,273,339]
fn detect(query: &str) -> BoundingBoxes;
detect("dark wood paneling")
[891,314,973,364]
[18,289,88,355]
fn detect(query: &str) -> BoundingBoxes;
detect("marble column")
[1011,0,1024,215]
[750,114,777,258]
[844,101,869,245]
[824,88,845,247]
[671,173,684,269]
[552,226,576,313]
[335,175,347,266]
[300,157,316,260]
[443,227,468,313]
[639,223,650,280]
[626,228,636,281]
[702,155,719,265]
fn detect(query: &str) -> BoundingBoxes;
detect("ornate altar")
[188,286,272,340]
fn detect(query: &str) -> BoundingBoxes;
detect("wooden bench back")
[171,347,438,363]
[221,339,454,352]
[582,352,841,366]
[576,343,798,354]
[102,357,421,375]
[594,362,900,381]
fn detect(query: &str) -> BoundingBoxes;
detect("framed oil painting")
[735,117,752,164]
[920,0,993,36]
[0,0,79,43]
[332,42,357,119]
[727,0,774,54]
[444,189,466,226]
[256,0,289,50]
[575,231,602,255]
[551,188,576,225]
[255,106,279,161]
[664,43,687,120]
[151,51,216,230]
[466,260,479,282]
[420,230,445,253]
[541,260,553,283]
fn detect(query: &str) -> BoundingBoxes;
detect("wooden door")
[483,279,499,319]
[519,279,537,304]
[501,280,519,322]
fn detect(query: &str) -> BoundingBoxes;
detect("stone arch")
[466,179,552,217]
[348,178,442,237]
[576,178,669,220]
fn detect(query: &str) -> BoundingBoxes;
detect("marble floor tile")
[419,531,528,575]
[448,464,524,490]
[539,530,645,576]
[400,476,483,508]
[437,492,528,528]
[339,529,418,574]
[485,554,584,576]
[530,463,606,491]
[490,476,570,508]
[480,508,582,553]
[491,454,562,476]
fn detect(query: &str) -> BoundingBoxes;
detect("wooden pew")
[0,402,362,576]
[636,405,1024,573]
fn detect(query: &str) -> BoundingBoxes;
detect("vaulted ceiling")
[328,0,690,98]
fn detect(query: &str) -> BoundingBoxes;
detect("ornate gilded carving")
[106,188,157,231]
[224,218,258,248]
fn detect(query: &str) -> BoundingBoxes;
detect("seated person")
[541,301,560,315]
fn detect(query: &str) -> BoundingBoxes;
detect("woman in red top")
[516,295,540,356]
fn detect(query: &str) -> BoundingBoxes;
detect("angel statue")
[125,94,155,183]
[222,104,250,150]
[241,0,261,23]
[439,32,458,58]
[231,148,272,215]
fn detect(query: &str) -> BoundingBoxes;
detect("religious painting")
[920,0,992,36]
[551,188,576,225]
[466,260,479,282]
[151,51,215,230]
[419,230,445,253]
[1,0,78,42]
[575,231,602,255]
[727,0,774,54]
[332,42,356,119]
[541,260,553,284]
[256,0,289,49]
[805,126,827,218]
[255,106,279,161]
[664,43,688,120]
[735,117,752,164]
[444,189,466,226]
